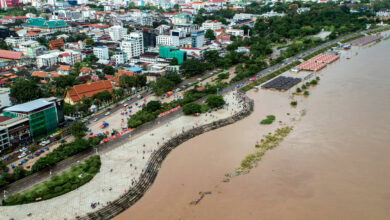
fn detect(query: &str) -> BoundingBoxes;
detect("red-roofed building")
[111,70,134,87]
[1,15,27,24]
[57,65,74,75]
[49,39,65,50]
[31,71,48,78]
[0,50,23,60]
[0,0,23,9]
[64,80,113,105]
[80,67,94,75]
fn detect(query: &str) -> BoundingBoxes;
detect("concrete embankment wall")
[80,96,254,220]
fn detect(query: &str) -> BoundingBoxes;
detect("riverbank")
[115,33,390,220]
[0,92,249,220]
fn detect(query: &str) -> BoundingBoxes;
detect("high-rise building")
[93,46,109,60]
[156,35,179,47]
[191,30,205,48]
[108,25,127,42]
[121,32,144,61]
[142,28,158,47]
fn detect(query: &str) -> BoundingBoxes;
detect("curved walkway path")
[0,92,249,220]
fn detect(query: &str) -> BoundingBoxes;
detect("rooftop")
[24,18,68,29]
[0,50,23,60]
[4,98,53,113]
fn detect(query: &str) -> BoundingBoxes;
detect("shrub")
[145,100,161,112]
[304,91,310,96]
[296,87,302,93]
[183,103,202,115]
[290,101,298,106]
[310,80,318,85]
[260,115,276,125]
[206,94,225,108]
[217,73,229,80]
[2,155,101,206]
[301,84,307,90]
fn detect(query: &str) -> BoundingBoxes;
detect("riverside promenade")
[0,92,252,220]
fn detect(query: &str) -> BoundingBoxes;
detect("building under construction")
[2,97,64,141]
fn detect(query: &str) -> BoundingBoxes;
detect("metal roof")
[4,98,53,113]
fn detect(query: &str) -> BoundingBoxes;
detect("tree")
[13,166,28,180]
[170,57,179,65]
[145,100,161,112]
[86,38,95,47]
[0,160,7,174]
[203,50,220,63]
[164,72,182,84]
[0,39,12,50]
[136,75,147,87]
[206,94,225,108]
[103,66,115,75]
[11,78,42,103]
[119,75,136,88]
[152,78,175,96]
[112,88,124,99]
[183,103,201,115]
[181,59,205,77]
[70,121,86,139]
[205,29,216,40]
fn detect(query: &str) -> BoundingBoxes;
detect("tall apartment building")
[93,46,109,60]
[142,28,158,47]
[108,25,127,42]
[156,35,180,47]
[191,30,205,48]
[121,32,144,61]
[201,20,222,31]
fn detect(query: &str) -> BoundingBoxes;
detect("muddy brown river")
[116,38,390,220]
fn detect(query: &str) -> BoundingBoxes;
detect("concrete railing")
[80,95,254,220]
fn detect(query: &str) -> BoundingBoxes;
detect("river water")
[116,38,390,220]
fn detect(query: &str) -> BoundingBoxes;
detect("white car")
[124,104,128,107]
[105,112,111,116]
[94,118,98,122]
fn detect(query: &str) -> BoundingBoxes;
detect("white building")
[112,50,127,65]
[108,25,127,42]
[191,30,205,48]
[93,46,109,60]
[121,32,144,61]
[5,37,23,47]
[0,88,11,108]
[260,11,285,18]
[226,29,244,37]
[201,20,222,31]
[156,35,180,47]
[233,13,254,22]
[36,52,59,68]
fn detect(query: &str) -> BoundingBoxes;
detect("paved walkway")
[0,92,245,220]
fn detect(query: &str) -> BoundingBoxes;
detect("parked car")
[105,112,111,116]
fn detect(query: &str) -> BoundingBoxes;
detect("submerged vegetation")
[260,115,276,125]
[238,127,293,170]
[290,101,298,106]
